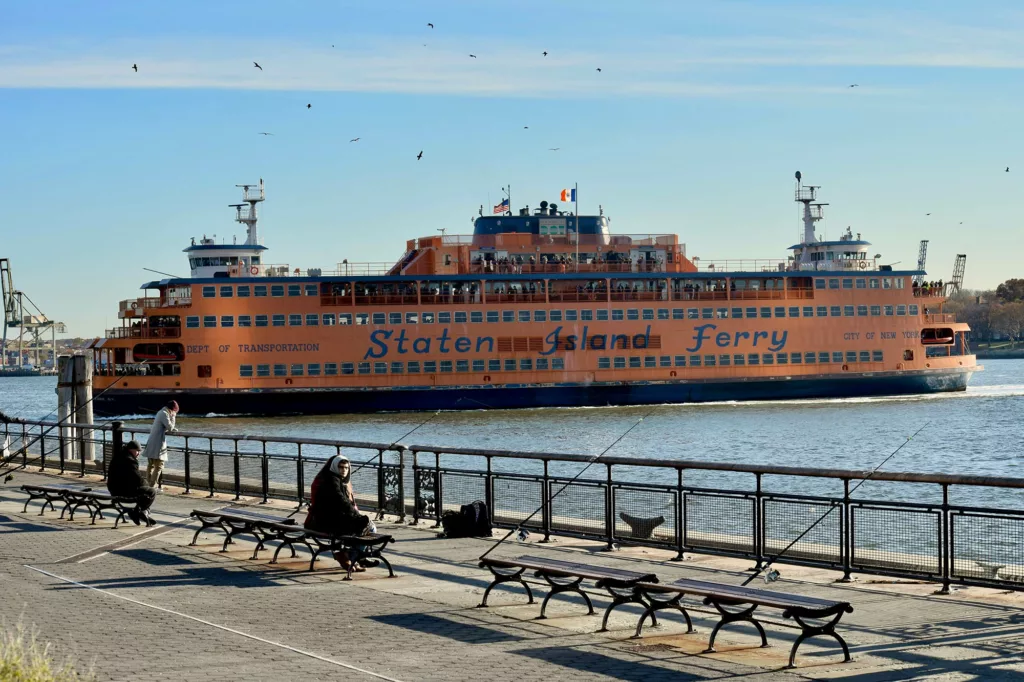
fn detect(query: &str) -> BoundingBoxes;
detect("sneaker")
[127,508,141,526]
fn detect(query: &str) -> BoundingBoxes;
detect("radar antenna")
[233,178,265,246]
[950,254,967,295]
[793,172,829,264]
[914,240,929,285]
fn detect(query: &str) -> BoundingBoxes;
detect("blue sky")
[2,0,1022,337]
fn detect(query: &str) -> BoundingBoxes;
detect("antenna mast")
[914,240,929,285]
[794,171,828,264]
[233,179,265,246]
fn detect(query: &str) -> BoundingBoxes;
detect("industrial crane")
[1,258,66,371]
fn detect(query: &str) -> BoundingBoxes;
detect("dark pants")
[133,486,157,513]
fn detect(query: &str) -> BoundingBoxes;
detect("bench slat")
[635,578,849,612]
[482,555,656,584]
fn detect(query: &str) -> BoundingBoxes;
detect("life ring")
[858,261,867,270]
[841,364,849,371]
[131,302,138,310]
[250,266,259,275]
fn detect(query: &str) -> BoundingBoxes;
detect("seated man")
[106,439,156,526]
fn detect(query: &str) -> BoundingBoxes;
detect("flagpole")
[574,183,579,272]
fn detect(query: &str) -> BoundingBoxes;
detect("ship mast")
[794,171,828,264]
[232,179,265,246]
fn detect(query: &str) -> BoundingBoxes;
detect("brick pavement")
[2,469,1024,681]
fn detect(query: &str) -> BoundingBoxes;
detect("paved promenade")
[2,469,1023,681]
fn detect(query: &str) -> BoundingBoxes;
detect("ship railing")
[913,286,949,298]
[439,233,680,248]
[104,326,182,340]
[793,259,880,272]
[118,297,192,313]
[468,262,668,275]
[240,263,396,278]
[923,313,957,324]
[7,417,1024,595]
[694,259,790,273]
[353,294,420,307]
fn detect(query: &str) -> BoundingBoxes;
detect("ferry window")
[762,353,774,365]
[342,363,355,375]
[534,310,547,322]
[323,314,336,326]
[390,362,403,374]
[828,279,839,290]
[408,362,421,373]
[504,359,516,371]
[502,311,514,322]
[271,285,284,297]
[895,278,905,289]
[288,284,301,297]
[220,285,233,298]
[644,356,656,368]
[488,359,500,371]
[548,310,563,322]
[884,305,894,316]
[805,353,816,364]
[658,356,671,367]
[597,310,609,321]
[455,312,468,323]
[896,305,907,316]
[614,357,626,369]
[842,279,853,289]
[374,362,387,374]
[186,316,199,328]
[873,350,883,362]
[552,357,565,370]
[775,307,786,318]
[674,355,686,367]
[700,309,713,319]
[238,315,252,327]
[423,361,437,373]
[746,307,757,319]
[788,307,800,318]
[271,314,285,327]
[237,285,250,298]
[869,278,879,289]
[305,284,318,296]
[629,357,641,368]
[830,306,841,317]
[239,365,253,377]
[203,316,217,328]
[719,355,731,367]
[305,314,318,326]
[816,306,828,317]
[454,360,468,372]
[870,306,880,316]
[289,314,302,326]
[803,307,814,317]
[814,278,826,290]
[857,306,868,317]
[439,312,452,324]
[820,352,831,363]
[308,364,322,376]
[690,355,702,367]
[843,306,854,317]
[704,355,716,367]
[203,286,216,298]
[658,309,669,320]
[859,351,870,363]
[882,278,892,289]
[687,309,699,320]
[519,359,532,371]
[672,309,684,320]
[846,351,857,363]
[337,313,351,325]
[581,309,594,321]
[747,354,759,366]
[372,313,386,325]
[486,311,499,323]
[422,312,436,324]
[291,364,305,376]
[760,307,771,319]
[909,304,919,316]
[731,308,743,319]
[733,354,745,366]
[776,353,788,364]
[642,309,654,320]
[855,279,866,289]
[832,351,843,363]
[257,364,270,377]
[325,363,338,376]
[470,311,483,323]
[628,309,640,320]
[717,308,729,319]
[518,311,531,322]
[387,312,401,325]
[611,310,623,321]
[355,313,369,325]
[598,357,611,369]
[255,285,268,297]
[274,364,287,377]
[790,352,802,364]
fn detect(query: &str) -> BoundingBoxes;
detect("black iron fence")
[3,417,1023,593]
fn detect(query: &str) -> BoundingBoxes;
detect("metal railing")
[3,418,1023,593]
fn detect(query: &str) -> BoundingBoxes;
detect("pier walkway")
[2,468,1023,681]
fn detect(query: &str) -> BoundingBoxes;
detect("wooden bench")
[20,484,93,516]
[633,578,854,668]
[479,555,658,628]
[189,507,297,554]
[63,490,149,528]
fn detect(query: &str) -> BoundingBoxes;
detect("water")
[2,361,1022,482]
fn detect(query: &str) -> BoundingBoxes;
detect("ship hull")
[94,367,973,417]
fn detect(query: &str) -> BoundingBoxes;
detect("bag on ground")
[441,500,492,538]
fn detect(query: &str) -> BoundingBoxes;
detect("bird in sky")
[132,63,138,72]
[543,51,548,56]
[926,213,931,216]
[417,151,423,160]
[1006,167,1011,172]
[350,137,360,142]
[253,61,262,70]
[258,132,274,136]
[849,84,859,87]
[469,54,477,58]
[549,148,560,151]
[523,126,529,129]
[307,103,312,109]
[427,22,434,28]
[596,68,602,72]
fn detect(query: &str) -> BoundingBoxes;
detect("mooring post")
[56,356,74,466]
[72,355,95,465]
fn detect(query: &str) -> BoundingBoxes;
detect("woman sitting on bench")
[304,455,374,572]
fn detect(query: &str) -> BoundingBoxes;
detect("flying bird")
[523,126,528,129]
[596,68,602,72]
[258,132,274,136]
[1006,167,1011,172]
[543,51,548,56]
[416,151,423,160]
[253,61,263,70]
[469,54,477,58]
[549,148,560,151]
[849,84,859,87]
[427,22,434,28]
[349,137,360,142]
[132,64,138,72]
[926,213,931,216]
[307,103,312,109]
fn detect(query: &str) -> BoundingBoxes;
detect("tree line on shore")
[946,279,1024,345]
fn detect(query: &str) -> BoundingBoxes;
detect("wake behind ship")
[90,177,978,416]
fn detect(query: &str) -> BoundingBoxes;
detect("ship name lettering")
[687,324,787,353]
[903,331,918,339]
[881,331,897,339]
[236,343,320,353]
[844,332,860,340]
[186,345,209,354]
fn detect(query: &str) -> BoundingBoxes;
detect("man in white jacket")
[143,400,178,487]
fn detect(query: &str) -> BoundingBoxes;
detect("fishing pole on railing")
[742,421,932,586]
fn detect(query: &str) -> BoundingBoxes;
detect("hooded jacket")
[303,456,369,536]
[107,448,147,497]
[142,407,176,462]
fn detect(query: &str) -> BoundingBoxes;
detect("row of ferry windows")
[187,304,921,328]
[203,277,906,299]
[238,350,885,377]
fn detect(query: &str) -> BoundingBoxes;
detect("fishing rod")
[742,421,932,586]
[479,408,655,561]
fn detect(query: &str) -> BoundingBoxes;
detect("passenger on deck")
[304,455,375,572]
[107,439,156,526]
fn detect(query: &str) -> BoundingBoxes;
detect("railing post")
[206,437,215,497]
[838,479,853,582]
[232,438,241,501]
[183,436,192,494]
[752,472,764,571]
[433,451,443,528]
[937,483,952,595]
[58,424,66,473]
[604,463,615,551]
[412,449,421,523]
[77,422,86,478]
[39,426,46,471]
[260,441,269,504]
[376,448,386,515]
[485,455,494,523]
[672,467,685,561]
[398,447,407,522]
[296,443,305,508]
[541,459,552,543]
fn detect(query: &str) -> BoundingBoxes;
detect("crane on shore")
[1,258,66,370]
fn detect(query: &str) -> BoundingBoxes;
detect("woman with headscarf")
[304,455,373,571]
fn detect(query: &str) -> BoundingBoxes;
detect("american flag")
[493,198,509,214]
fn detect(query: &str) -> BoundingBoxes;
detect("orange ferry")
[90,177,978,416]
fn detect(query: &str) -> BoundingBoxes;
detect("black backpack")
[441,500,492,538]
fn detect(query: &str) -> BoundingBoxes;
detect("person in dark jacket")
[304,455,372,571]
[106,440,156,526]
